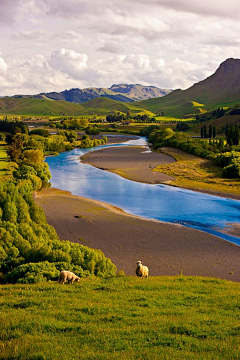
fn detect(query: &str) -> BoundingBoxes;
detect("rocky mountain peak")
[217,58,240,74]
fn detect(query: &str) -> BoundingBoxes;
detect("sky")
[0,0,240,96]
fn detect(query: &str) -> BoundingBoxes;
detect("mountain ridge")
[13,84,172,104]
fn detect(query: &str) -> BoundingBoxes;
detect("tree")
[209,125,213,138]
[203,125,207,138]
[22,149,44,165]
[226,124,240,146]
[213,126,216,138]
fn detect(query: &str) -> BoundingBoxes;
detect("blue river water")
[46,137,240,246]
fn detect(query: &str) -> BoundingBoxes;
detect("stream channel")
[46,136,240,246]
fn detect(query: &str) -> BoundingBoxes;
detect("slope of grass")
[0,98,85,116]
[154,147,240,197]
[131,90,206,118]
[193,115,240,133]
[1,276,239,359]
[81,97,132,113]
[81,97,156,116]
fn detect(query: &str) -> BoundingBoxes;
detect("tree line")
[142,125,240,179]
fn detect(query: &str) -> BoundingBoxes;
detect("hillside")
[0,97,85,116]
[0,97,145,117]
[1,277,240,359]
[194,114,240,132]
[81,97,145,114]
[135,58,240,118]
[14,84,172,104]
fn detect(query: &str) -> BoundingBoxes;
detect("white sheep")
[136,260,149,278]
[58,271,80,284]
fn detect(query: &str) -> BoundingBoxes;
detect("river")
[46,137,240,246]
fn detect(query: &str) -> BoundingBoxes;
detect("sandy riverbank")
[35,187,240,282]
[81,145,176,183]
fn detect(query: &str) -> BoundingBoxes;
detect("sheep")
[58,270,80,284]
[136,260,149,278]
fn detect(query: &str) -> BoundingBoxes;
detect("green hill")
[133,58,240,118]
[0,97,144,117]
[0,97,85,116]
[1,276,240,359]
[81,97,145,114]
[132,90,198,118]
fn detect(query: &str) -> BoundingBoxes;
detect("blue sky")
[0,0,240,95]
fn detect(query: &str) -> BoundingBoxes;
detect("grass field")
[154,147,240,198]
[153,116,194,123]
[0,141,9,178]
[1,276,239,359]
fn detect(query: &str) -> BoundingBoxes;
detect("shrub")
[0,180,117,283]
[222,160,240,178]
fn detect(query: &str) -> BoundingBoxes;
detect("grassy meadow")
[154,147,240,197]
[1,276,240,360]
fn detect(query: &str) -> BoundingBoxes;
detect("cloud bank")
[0,0,239,95]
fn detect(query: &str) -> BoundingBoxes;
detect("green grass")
[153,116,194,122]
[0,276,239,359]
[0,141,9,177]
[154,147,240,197]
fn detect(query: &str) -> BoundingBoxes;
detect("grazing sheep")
[58,271,80,284]
[136,261,149,278]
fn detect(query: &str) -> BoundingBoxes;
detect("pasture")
[1,276,239,359]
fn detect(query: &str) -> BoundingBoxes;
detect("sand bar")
[81,145,176,183]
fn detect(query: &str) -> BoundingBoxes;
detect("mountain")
[135,58,240,118]
[14,84,172,104]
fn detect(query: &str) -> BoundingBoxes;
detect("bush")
[222,160,240,178]
[0,180,117,283]
[30,129,50,137]
[85,127,101,135]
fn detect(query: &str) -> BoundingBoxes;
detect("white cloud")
[97,42,124,54]
[49,48,88,78]
[0,48,221,96]
[0,56,8,72]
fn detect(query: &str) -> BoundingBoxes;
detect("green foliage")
[79,135,107,148]
[29,129,50,137]
[6,261,91,284]
[215,152,240,178]
[0,180,117,283]
[0,119,28,134]
[222,161,240,178]
[61,118,89,129]
[144,125,240,178]
[85,127,101,135]
[225,123,240,145]
[1,277,239,359]
[176,122,190,131]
